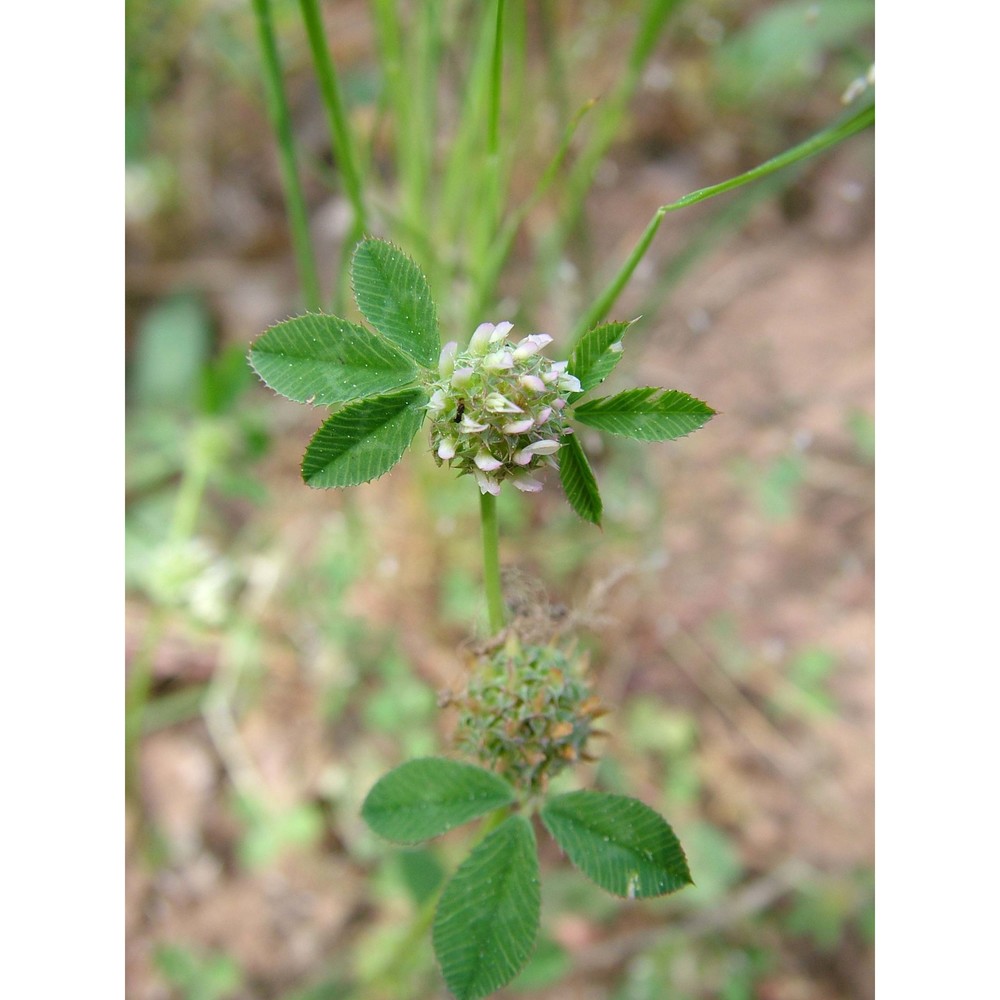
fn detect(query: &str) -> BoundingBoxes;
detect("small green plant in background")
[154,944,243,1000]
[126,291,271,801]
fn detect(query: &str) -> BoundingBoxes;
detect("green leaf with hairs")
[301,389,427,488]
[558,432,602,526]
[541,791,692,898]
[248,313,419,405]
[361,758,517,844]
[568,320,634,401]
[351,239,440,369]
[433,816,540,1000]
[573,387,715,441]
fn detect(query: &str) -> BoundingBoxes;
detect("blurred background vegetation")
[125,1,874,997]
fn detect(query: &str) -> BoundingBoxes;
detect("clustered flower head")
[451,638,606,794]
[427,321,581,495]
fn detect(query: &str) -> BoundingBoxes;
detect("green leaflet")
[248,313,419,405]
[301,388,428,488]
[567,320,633,401]
[361,758,517,844]
[541,790,692,898]
[351,238,441,369]
[433,815,540,1000]
[573,387,716,441]
[558,432,602,526]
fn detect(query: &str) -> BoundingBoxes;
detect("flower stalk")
[480,491,506,634]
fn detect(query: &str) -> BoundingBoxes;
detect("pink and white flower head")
[426,321,580,495]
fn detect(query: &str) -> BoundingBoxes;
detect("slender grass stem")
[570,98,875,346]
[636,169,795,326]
[467,0,507,291]
[480,491,506,634]
[372,0,425,236]
[487,0,505,159]
[297,0,368,310]
[538,0,570,129]
[438,5,496,259]
[298,0,366,224]
[556,0,682,253]
[250,0,322,310]
[471,98,595,319]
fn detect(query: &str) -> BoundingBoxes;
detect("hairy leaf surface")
[568,320,633,401]
[249,314,418,405]
[352,239,440,368]
[558,432,602,526]
[541,791,692,898]
[573,387,715,441]
[361,758,517,844]
[433,815,540,1000]
[301,389,427,488]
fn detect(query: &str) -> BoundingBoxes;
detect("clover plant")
[244,6,872,996]
[249,237,714,998]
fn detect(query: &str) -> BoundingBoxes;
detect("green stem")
[569,97,875,347]
[470,0,507,277]
[471,97,595,319]
[250,0,322,310]
[487,0,505,159]
[298,0,367,229]
[554,0,682,263]
[372,0,425,235]
[297,0,368,311]
[479,491,506,634]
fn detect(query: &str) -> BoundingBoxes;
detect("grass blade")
[570,96,875,347]
[249,0,322,310]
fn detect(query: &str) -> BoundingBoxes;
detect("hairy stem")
[480,491,506,634]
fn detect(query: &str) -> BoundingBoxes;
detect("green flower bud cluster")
[452,638,606,793]
[427,321,580,495]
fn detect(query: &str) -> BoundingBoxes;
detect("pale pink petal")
[474,449,503,472]
[512,475,543,493]
[502,418,534,435]
[474,470,501,495]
